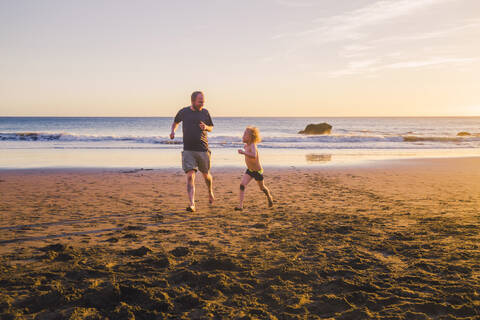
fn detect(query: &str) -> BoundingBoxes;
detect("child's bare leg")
[257,180,273,207]
[236,174,253,210]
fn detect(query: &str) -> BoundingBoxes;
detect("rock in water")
[457,131,471,136]
[298,123,332,135]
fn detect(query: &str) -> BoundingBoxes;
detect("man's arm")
[200,110,214,132]
[171,109,183,139]
[199,121,213,132]
[170,122,179,139]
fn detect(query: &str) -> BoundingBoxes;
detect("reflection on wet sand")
[305,153,332,163]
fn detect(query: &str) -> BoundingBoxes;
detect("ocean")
[1,117,479,168]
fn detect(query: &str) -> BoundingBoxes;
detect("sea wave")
[0,132,182,144]
[1,132,479,147]
[402,136,463,142]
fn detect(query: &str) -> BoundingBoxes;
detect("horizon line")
[1,115,479,118]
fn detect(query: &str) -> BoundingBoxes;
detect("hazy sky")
[1,0,479,116]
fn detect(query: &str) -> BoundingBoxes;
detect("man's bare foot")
[234,206,243,211]
[186,205,196,212]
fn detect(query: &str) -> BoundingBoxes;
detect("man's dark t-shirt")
[174,106,213,152]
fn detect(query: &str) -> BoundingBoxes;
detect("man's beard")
[193,104,202,110]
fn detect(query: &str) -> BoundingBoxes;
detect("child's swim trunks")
[246,168,264,181]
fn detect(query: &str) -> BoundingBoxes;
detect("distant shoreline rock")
[298,123,332,135]
[457,131,471,136]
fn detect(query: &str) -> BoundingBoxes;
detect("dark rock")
[298,123,332,135]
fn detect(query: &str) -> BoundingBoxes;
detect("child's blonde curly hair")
[246,126,261,143]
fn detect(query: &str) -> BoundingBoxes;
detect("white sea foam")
[1,131,479,149]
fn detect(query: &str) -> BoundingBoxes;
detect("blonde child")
[235,126,273,210]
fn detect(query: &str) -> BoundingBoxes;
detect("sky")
[0,0,479,117]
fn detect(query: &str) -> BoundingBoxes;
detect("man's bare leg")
[186,170,196,211]
[202,171,215,204]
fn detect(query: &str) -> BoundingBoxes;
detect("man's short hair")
[191,91,204,102]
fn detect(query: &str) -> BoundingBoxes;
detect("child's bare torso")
[244,143,262,171]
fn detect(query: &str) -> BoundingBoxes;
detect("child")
[235,126,273,210]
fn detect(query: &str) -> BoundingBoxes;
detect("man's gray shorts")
[182,150,211,173]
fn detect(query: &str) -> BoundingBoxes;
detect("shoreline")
[1,154,479,172]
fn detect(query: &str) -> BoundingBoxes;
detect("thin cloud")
[274,0,449,42]
[268,0,479,78]
[386,57,477,69]
[338,20,480,58]
[369,20,480,45]
[329,56,478,77]
[332,19,480,76]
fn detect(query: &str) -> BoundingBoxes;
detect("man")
[170,91,214,212]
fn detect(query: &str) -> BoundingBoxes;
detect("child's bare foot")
[262,188,274,207]
[209,192,215,205]
[186,205,196,212]
[234,206,243,211]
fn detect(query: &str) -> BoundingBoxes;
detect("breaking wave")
[0,132,182,144]
[1,131,480,149]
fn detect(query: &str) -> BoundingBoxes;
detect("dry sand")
[0,158,479,319]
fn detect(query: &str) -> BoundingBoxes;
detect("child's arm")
[238,144,257,159]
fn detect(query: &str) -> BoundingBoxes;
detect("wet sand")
[0,158,479,319]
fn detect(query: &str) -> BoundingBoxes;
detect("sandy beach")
[1,157,479,319]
